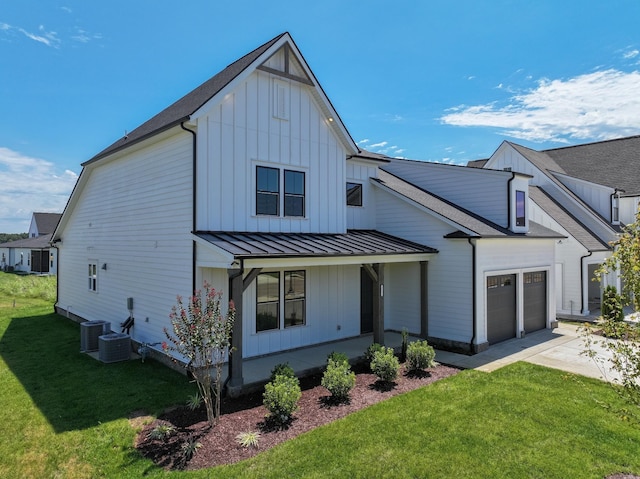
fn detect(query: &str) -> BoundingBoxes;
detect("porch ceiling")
[194,229,437,266]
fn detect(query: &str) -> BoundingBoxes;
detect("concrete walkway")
[435,322,620,383]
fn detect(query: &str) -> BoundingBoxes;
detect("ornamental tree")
[163,282,235,427]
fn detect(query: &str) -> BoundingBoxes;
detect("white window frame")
[88,261,98,292]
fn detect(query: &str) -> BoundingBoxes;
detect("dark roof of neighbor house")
[375,170,563,239]
[85,33,287,165]
[195,230,437,259]
[528,187,610,252]
[33,213,62,235]
[466,159,488,168]
[543,135,640,196]
[0,233,53,249]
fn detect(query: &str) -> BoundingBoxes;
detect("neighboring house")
[53,32,559,393]
[0,212,61,274]
[470,136,640,317]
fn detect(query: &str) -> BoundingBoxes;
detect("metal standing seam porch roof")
[194,230,438,259]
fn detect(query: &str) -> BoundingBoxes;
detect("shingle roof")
[0,233,53,249]
[544,136,640,196]
[33,213,62,235]
[85,33,287,165]
[528,186,610,251]
[375,170,562,239]
[195,229,437,259]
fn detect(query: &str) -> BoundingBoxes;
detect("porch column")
[373,263,385,346]
[227,270,244,393]
[420,261,428,338]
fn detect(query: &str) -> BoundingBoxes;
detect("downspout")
[580,251,593,315]
[467,237,477,353]
[52,240,60,314]
[506,172,516,229]
[181,121,197,293]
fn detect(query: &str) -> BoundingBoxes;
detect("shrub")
[147,423,176,441]
[602,285,624,322]
[370,347,399,382]
[236,431,261,449]
[400,328,409,362]
[186,392,202,411]
[321,359,356,401]
[406,340,436,371]
[269,362,296,382]
[263,374,301,425]
[364,343,383,364]
[327,351,349,366]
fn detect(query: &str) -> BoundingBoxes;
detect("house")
[469,136,640,317]
[0,212,61,274]
[53,33,558,393]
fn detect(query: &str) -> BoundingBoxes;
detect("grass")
[1,272,639,478]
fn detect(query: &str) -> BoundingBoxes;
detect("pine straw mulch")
[135,362,461,470]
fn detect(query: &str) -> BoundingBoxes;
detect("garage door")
[524,271,546,333]
[487,274,516,344]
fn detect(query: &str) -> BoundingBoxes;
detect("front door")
[360,267,374,334]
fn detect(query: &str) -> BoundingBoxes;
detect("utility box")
[98,333,131,363]
[80,320,110,352]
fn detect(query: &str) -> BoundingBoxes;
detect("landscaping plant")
[364,342,383,364]
[321,358,356,401]
[327,350,349,365]
[269,362,296,381]
[601,285,624,323]
[406,340,437,371]
[163,282,236,427]
[263,373,302,426]
[370,346,400,382]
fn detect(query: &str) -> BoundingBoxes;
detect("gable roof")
[544,135,640,196]
[0,233,53,249]
[33,213,62,235]
[528,186,610,252]
[374,170,562,239]
[85,32,357,165]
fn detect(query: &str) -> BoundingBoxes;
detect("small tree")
[163,282,235,427]
[583,206,640,408]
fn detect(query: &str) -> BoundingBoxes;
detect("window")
[612,196,620,223]
[284,270,305,327]
[256,166,279,215]
[256,166,305,217]
[346,182,363,206]
[515,190,526,227]
[88,262,98,292]
[284,170,305,217]
[256,270,306,332]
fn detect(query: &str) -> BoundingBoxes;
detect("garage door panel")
[524,271,546,333]
[487,274,516,344]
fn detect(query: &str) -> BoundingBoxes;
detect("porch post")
[373,263,385,346]
[227,269,244,395]
[420,261,428,338]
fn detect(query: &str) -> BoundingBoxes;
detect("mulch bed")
[135,362,461,470]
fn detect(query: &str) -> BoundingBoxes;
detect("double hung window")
[515,190,526,227]
[256,270,306,332]
[256,166,305,217]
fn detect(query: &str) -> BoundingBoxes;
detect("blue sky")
[1,1,640,232]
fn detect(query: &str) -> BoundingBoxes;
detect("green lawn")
[1,273,639,478]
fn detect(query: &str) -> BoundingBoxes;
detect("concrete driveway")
[435,322,621,383]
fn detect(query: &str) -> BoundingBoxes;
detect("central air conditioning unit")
[80,320,110,352]
[98,333,131,363]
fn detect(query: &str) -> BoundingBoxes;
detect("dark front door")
[360,267,374,334]
[30,250,49,273]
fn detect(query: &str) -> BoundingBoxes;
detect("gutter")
[181,121,197,294]
[580,250,593,315]
[467,238,477,353]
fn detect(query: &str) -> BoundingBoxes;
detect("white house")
[0,212,61,274]
[53,33,559,392]
[470,137,640,317]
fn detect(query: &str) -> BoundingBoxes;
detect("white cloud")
[0,20,101,48]
[623,49,639,60]
[441,69,640,143]
[17,25,60,48]
[357,139,370,145]
[0,147,76,232]
[60,6,72,13]
[369,141,388,148]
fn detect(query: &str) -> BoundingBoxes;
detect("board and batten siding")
[374,187,474,344]
[383,161,510,228]
[196,69,347,234]
[553,172,614,223]
[57,131,194,346]
[234,264,360,358]
[474,238,555,343]
[346,158,378,230]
